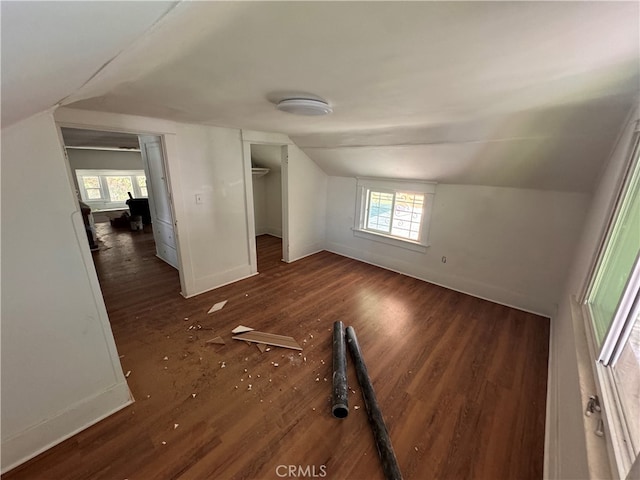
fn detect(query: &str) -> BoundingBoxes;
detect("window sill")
[352,228,428,253]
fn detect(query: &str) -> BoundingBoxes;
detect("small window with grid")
[355,178,435,251]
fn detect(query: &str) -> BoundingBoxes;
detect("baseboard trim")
[544,312,558,479]
[325,243,549,317]
[182,270,259,299]
[265,227,282,238]
[288,246,325,263]
[1,381,133,474]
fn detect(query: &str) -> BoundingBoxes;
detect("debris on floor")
[163,356,169,361]
[256,343,267,353]
[174,424,179,429]
[231,325,254,334]
[232,330,302,351]
[207,300,228,314]
[205,336,226,345]
[220,361,226,368]
[125,370,131,378]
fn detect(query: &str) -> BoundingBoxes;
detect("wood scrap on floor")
[207,300,227,314]
[232,331,302,351]
[256,343,267,353]
[205,336,225,345]
[231,325,254,334]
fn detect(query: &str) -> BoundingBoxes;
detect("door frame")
[241,133,291,273]
[54,110,187,295]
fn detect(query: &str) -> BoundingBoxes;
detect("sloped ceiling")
[251,144,282,172]
[3,2,639,193]
[0,1,178,127]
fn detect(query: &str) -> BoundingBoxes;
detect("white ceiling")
[1,1,177,127]
[3,1,639,193]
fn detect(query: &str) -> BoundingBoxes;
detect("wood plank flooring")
[3,225,550,480]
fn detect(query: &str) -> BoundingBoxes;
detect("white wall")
[67,148,143,173]
[0,112,131,473]
[546,107,639,479]
[251,172,282,237]
[326,178,590,316]
[265,171,282,237]
[286,145,327,261]
[252,175,268,235]
[174,123,253,296]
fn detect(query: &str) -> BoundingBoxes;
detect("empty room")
[2,2,639,479]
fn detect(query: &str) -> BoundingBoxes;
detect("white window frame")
[353,177,436,252]
[76,169,147,211]
[582,129,640,478]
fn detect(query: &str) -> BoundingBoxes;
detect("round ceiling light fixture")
[276,98,333,116]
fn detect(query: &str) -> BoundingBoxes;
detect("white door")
[138,135,178,269]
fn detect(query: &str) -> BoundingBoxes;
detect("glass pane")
[137,176,148,197]
[86,188,102,200]
[366,191,393,233]
[392,193,424,240]
[82,176,100,189]
[589,149,640,345]
[106,176,134,202]
[612,303,640,452]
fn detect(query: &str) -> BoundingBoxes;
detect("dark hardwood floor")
[3,224,550,480]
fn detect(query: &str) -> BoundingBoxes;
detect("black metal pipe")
[346,326,403,480]
[332,321,349,418]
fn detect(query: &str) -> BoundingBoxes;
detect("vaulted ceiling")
[3,1,638,193]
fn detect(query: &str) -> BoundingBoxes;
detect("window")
[76,169,147,210]
[354,178,435,251]
[81,175,103,200]
[136,176,148,197]
[584,130,640,477]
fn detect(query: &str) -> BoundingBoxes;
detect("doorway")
[59,127,181,285]
[248,143,288,268]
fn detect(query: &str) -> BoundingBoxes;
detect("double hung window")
[354,178,435,251]
[584,130,640,477]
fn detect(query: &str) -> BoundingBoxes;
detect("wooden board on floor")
[232,331,302,351]
[231,325,254,334]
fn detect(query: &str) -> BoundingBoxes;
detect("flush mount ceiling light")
[276,98,333,116]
